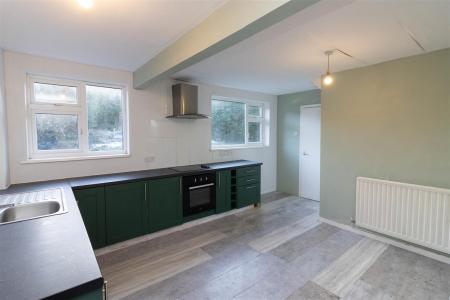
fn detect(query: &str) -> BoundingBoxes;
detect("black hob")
[169,165,210,172]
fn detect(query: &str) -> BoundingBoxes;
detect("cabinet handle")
[144,183,147,201]
[247,179,256,182]
[246,185,257,189]
[103,280,108,300]
[179,179,182,195]
[218,172,221,189]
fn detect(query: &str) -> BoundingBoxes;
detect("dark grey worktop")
[0,181,103,299]
[70,160,262,189]
[0,160,261,299]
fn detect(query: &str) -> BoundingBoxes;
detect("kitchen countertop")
[0,181,104,299]
[0,160,261,299]
[70,160,262,189]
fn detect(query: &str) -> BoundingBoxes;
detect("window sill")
[22,153,130,164]
[210,144,267,151]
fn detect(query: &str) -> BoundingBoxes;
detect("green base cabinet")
[235,166,261,208]
[74,187,106,249]
[236,183,261,208]
[148,177,182,233]
[216,170,231,213]
[236,166,260,177]
[105,181,148,244]
[73,165,261,249]
[70,287,103,300]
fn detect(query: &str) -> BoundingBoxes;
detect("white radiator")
[356,177,450,254]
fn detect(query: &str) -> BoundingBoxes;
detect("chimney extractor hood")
[167,83,209,119]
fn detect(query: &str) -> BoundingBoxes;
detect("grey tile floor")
[97,192,450,300]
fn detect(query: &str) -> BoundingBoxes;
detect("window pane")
[212,100,245,146]
[87,85,124,151]
[34,82,77,104]
[248,105,262,117]
[248,122,261,143]
[36,114,79,150]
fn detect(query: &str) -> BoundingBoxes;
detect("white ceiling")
[0,0,226,71]
[174,0,450,95]
[1,0,449,95]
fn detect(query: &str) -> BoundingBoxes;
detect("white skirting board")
[320,217,450,265]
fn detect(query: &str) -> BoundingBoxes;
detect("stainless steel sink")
[0,188,67,225]
[0,201,61,223]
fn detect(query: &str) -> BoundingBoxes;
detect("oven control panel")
[184,172,215,186]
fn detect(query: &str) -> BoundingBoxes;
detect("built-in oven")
[182,172,216,217]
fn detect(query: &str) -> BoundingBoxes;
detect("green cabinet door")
[236,183,261,208]
[105,181,148,244]
[74,187,106,249]
[216,170,231,213]
[70,287,103,300]
[148,177,182,233]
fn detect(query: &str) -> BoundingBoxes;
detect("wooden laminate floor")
[97,192,450,300]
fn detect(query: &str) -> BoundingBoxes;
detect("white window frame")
[26,75,129,162]
[210,96,267,150]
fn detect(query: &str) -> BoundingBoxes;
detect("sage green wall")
[277,89,321,195]
[321,48,450,225]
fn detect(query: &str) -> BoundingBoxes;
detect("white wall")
[0,49,10,190]
[4,51,277,193]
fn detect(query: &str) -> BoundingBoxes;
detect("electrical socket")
[145,156,155,163]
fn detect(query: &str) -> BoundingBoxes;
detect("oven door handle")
[188,183,215,190]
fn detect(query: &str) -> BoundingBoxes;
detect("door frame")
[299,104,321,200]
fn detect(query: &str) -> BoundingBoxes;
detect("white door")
[299,105,321,201]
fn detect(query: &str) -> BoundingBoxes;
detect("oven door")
[183,183,216,216]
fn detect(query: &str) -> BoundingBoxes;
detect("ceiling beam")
[133,0,320,89]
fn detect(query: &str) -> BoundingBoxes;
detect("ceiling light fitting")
[323,50,334,86]
[77,0,94,9]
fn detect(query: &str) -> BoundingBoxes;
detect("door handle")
[303,152,309,156]
[189,183,215,190]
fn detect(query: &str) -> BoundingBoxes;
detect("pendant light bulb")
[77,0,94,9]
[323,73,333,85]
[323,50,334,86]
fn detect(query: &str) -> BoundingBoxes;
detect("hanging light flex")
[323,50,334,86]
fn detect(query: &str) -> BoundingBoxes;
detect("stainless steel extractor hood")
[167,83,209,119]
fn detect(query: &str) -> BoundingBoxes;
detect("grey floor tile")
[180,253,287,300]
[270,223,340,262]
[232,254,312,300]
[98,196,447,300]
[343,279,395,300]
[358,246,450,300]
[98,214,240,268]
[288,229,364,281]
[234,229,363,300]
[248,214,320,253]
[224,206,318,245]
[286,281,340,300]
[261,191,291,204]
[312,238,388,297]
[126,241,261,300]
